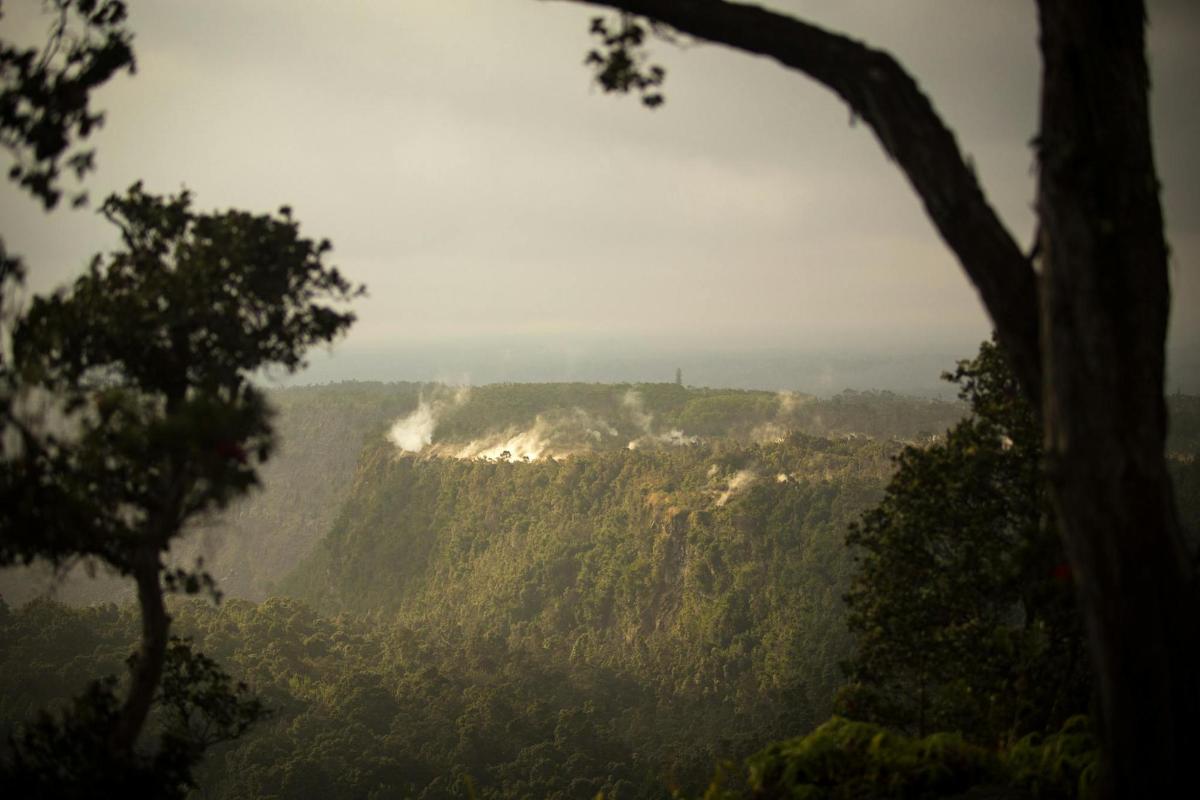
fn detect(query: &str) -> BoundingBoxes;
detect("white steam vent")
[388,399,437,453]
[716,469,757,506]
[386,387,470,454]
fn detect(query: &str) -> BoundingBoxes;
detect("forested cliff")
[0,381,963,607]
[2,381,1197,798]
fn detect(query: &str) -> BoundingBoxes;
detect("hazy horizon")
[4,1,1198,394]
[266,337,1200,399]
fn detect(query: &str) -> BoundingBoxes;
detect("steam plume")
[386,387,470,454]
[622,389,698,449]
[388,399,437,453]
[716,469,757,506]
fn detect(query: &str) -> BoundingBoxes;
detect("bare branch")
[554,0,1042,400]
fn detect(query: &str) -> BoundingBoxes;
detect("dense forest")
[2,378,1198,798]
[0,380,963,606]
[3,1,1198,795]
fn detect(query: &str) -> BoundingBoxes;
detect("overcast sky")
[2,0,1198,388]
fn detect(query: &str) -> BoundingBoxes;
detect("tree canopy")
[0,181,361,792]
[0,0,135,209]
[560,3,1196,794]
[840,341,1090,744]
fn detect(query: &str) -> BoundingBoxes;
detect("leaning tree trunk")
[559,1,1199,794]
[108,543,170,757]
[1036,2,1199,796]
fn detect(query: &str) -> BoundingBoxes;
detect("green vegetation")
[0,181,359,793]
[574,5,1194,793]
[0,0,135,210]
[1,381,965,606]
[2,9,365,793]
[2,373,1196,798]
[703,715,1097,800]
[839,342,1090,744]
[3,4,1195,796]
[431,382,964,445]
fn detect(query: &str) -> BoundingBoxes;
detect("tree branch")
[108,544,170,757]
[554,0,1042,400]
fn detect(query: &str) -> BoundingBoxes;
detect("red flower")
[1052,561,1073,583]
[214,440,248,464]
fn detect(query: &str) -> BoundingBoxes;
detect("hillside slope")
[0,382,965,606]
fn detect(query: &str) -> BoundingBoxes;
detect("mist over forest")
[1,380,968,607]
[3,1,1200,798]
[4,376,1199,798]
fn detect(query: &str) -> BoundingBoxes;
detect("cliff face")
[0,382,428,606]
[283,432,901,733]
[0,381,966,607]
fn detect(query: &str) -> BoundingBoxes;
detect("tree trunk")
[108,543,170,757]
[1035,2,1199,795]
[560,1,1199,793]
